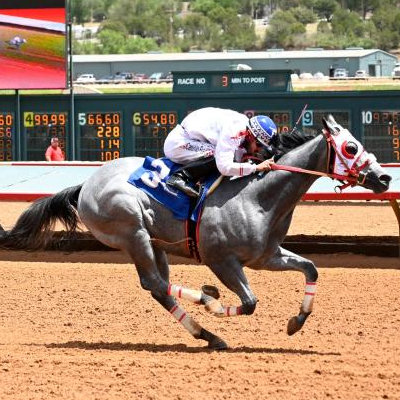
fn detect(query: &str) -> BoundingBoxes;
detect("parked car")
[148,72,164,83]
[96,75,115,84]
[160,72,173,83]
[313,72,325,80]
[133,73,149,83]
[333,68,348,78]
[355,69,368,79]
[299,72,313,80]
[113,72,134,83]
[76,74,96,84]
[392,63,400,79]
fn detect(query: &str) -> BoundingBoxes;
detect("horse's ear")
[322,117,329,132]
[322,114,340,135]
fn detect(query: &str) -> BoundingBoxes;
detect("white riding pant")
[164,125,215,164]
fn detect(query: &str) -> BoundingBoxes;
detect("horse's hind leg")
[125,235,227,350]
[267,246,318,335]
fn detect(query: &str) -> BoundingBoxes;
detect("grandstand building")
[73,48,397,79]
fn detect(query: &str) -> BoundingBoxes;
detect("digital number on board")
[23,112,68,161]
[362,110,400,162]
[78,112,122,161]
[132,111,178,158]
[0,112,14,161]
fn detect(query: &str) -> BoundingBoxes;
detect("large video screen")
[0,0,67,90]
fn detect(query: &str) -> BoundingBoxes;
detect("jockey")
[9,36,26,48]
[164,107,278,197]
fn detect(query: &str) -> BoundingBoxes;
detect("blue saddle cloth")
[127,156,219,221]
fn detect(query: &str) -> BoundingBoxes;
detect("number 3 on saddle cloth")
[127,156,220,261]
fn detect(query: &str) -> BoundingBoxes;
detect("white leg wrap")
[169,304,202,336]
[205,300,242,318]
[301,282,317,313]
[204,297,225,316]
[168,284,242,318]
[167,284,202,303]
[223,306,242,317]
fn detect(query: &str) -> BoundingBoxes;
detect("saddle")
[127,157,222,261]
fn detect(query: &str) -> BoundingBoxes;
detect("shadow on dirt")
[41,341,341,356]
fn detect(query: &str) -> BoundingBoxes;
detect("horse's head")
[322,115,391,194]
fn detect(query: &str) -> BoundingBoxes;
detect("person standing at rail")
[45,137,65,161]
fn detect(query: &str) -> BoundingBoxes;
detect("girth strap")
[185,198,202,263]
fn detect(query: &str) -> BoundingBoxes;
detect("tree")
[314,0,338,21]
[331,8,365,37]
[71,0,87,24]
[97,29,127,53]
[98,20,129,36]
[265,10,306,48]
[238,0,271,19]
[291,6,317,24]
[279,0,301,10]
[71,0,400,53]
[124,37,159,53]
[178,13,220,51]
[370,6,400,50]
[342,0,386,19]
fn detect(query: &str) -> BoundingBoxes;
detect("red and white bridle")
[271,124,377,192]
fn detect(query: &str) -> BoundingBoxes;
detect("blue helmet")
[248,115,277,147]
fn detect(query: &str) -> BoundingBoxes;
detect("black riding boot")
[167,157,217,198]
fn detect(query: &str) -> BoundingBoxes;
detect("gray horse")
[0,116,391,349]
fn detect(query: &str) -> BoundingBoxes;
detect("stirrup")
[167,174,199,198]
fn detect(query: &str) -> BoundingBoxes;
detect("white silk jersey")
[163,107,257,177]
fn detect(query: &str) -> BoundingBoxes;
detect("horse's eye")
[345,141,358,156]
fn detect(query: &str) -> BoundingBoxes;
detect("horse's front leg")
[206,256,258,317]
[267,246,318,335]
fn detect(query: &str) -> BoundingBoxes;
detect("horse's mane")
[272,128,319,160]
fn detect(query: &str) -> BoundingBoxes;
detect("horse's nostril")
[379,174,392,184]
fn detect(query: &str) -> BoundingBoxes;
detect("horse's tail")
[0,184,83,250]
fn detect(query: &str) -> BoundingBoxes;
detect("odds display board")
[132,111,178,158]
[2,91,400,162]
[302,110,351,135]
[0,0,67,89]
[173,71,292,93]
[0,112,14,161]
[78,112,122,161]
[361,110,400,163]
[23,111,67,161]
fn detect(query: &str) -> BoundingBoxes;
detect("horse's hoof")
[204,298,224,316]
[287,316,303,336]
[287,312,311,335]
[208,336,228,350]
[199,328,228,350]
[202,285,220,300]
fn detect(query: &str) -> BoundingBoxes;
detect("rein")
[270,163,358,185]
[260,130,370,192]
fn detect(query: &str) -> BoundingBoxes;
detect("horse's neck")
[260,135,328,205]
[280,134,327,172]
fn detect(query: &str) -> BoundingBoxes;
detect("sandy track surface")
[0,201,399,399]
[0,262,399,400]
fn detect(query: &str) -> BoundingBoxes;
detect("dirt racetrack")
[0,201,399,400]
